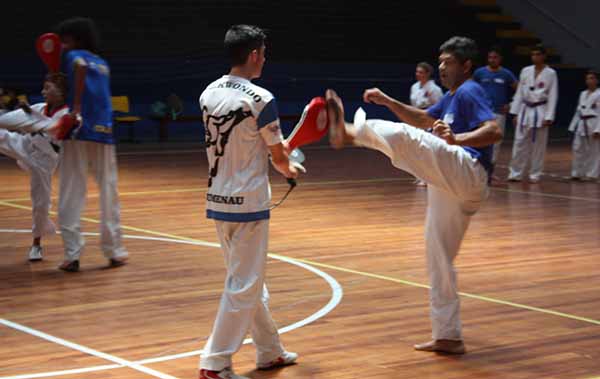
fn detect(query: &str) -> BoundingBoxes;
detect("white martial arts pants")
[571,134,600,179]
[353,115,489,341]
[508,125,549,181]
[0,129,58,238]
[58,140,127,261]
[492,113,506,164]
[200,219,285,371]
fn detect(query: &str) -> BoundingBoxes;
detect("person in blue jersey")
[328,36,502,355]
[473,46,517,168]
[197,25,299,379]
[54,17,128,272]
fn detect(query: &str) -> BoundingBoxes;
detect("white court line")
[0,319,179,379]
[0,231,343,379]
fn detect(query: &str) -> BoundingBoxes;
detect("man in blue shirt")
[328,36,502,354]
[54,17,128,272]
[473,46,517,167]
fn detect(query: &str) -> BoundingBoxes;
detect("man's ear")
[464,59,473,75]
[249,49,259,64]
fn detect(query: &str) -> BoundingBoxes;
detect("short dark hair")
[439,36,479,69]
[56,17,100,53]
[416,62,434,75]
[488,45,503,56]
[531,43,547,55]
[45,72,68,96]
[224,24,266,66]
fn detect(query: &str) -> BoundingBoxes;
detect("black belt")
[524,100,547,107]
[31,131,60,153]
[50,142,60,153]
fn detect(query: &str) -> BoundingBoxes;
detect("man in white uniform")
[0,73,69,261]
[569,70,600,180]
[198,25,298,379]
[410,62,443,186]
[329,36,502,354]
[410,62,443,110]
[507,44,558,183]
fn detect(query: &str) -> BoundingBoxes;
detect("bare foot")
[326,89,346,149]
[414,339,466,354]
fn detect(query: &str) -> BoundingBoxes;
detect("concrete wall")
[497,0,600,69]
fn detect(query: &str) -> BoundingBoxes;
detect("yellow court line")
[0,177,413,203]
[1,199,600,327]
[3,176,599,204]
[272,255,600,326]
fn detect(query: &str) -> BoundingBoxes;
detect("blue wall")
[5,57,586,143]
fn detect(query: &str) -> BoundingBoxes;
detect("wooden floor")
[1,142,599,379]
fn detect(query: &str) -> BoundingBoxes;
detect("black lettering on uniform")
[253,95,262,102]
[206,193,244,205]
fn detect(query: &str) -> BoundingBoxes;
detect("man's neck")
[449,77,469,94]
[229,66,254,80]
[534,63,546,71]
[487,65,501,72]
[419,79,428,86]
[588,86,598,93]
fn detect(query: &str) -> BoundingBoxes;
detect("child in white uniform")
[0,73,69,261]
[568,70,600,180]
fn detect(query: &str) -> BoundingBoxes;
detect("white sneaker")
[28,246,43,261]
[257,351,298,370]
[198,367,248,379]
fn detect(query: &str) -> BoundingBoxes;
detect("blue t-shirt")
[62,50,115,144]
[427,80,495,174]
[473,66,517,113]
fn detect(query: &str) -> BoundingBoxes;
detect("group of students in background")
[410,44,600,183]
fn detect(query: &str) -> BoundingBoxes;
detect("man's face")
[41,80,63,106]
[251,44,266,79]
[415,67,429,82]
[487,51,501,68]
[60,35,76,52]
[586,73,598,89]
[531,50,545,65]
[439,52,468,90]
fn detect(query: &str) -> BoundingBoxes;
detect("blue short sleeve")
[257,99,279,129]
[461,91,495,130]
[472,68,483,82]
[505,68,517,85]
[426,93,447,119]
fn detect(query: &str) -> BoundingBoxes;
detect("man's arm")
[268,142,298,179]
[71,58,88,115]
[363,88,436,129]
[544,71,559,124]
[433,119,503,147]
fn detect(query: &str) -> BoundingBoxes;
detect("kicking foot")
[414,339,466,354]
[257,351,298,370]
[326,89,347,149]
